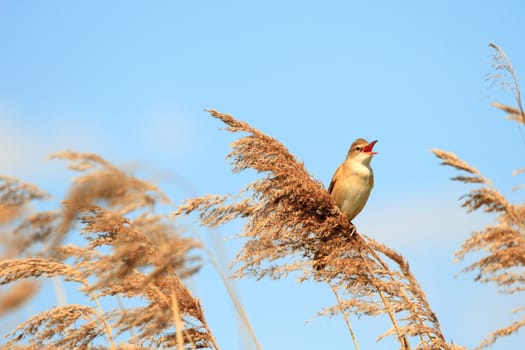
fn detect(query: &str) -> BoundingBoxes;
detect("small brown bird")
[328,138,378,221]
[313,138,378,271]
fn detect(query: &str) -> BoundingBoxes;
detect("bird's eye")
[355,146,362,152]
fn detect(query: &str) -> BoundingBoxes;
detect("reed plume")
[433,43,525,349]
[0,152,218,349]
[175,109,458,349]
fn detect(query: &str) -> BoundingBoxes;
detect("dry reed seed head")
[477,316,525,350]
[112,306,213,348]
[0,203,24,224]
[436,48,525,348]
[432,149,484,180]
[49,151,111,169]
[52,244,92,261]
[489,43,513,73]
[456,206,525,346]
[0,258,85,285]
[488,43,525,132]
[450,175,486,184]
[316,234,450,349]
[154,328,213,349]
[175,111,453,348]
[460,188,513,215]
[0,281,40,316]
[456,225,525,289]
[0,177,51,253]
[76,206,202,288]
[54,152,170,239]
[103,272,213,348]
[0,176,49,207]
[5,304,104,348]
[13,211,60,237]
[0,152,218,350]
[488,43,523,97]
[492,102,525,124]
[3,211,61,258]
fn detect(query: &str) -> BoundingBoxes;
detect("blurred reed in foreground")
[0,153,217,349]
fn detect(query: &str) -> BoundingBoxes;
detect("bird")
[328,138,378,222]
[313,138,378,271]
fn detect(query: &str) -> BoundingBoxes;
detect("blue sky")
[1,1,524,349]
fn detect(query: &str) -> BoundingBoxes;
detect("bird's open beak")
[362,140,378,154]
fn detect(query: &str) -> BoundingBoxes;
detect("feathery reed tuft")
[175,109,456,349]
[433,146,525,348]
[0,153,219,349]
[433,43,525,349]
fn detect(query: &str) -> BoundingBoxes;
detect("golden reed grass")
[0,42,522,349]
[0,115,462,350]
[433,43,525,349]
[0,153,218,349]
[175,110,455,350]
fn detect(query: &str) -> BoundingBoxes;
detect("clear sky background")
[1,1,524,349]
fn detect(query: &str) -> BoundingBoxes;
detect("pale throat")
[345,157,373,179]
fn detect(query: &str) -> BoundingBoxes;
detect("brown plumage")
[328,138,377,221]
[313,138,378,272]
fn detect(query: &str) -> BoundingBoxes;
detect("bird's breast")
[333,162,374,221]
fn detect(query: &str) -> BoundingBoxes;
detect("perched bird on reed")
[314,139,378,271]
[328,138,378,221]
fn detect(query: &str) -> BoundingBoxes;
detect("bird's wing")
[327,164,343,194]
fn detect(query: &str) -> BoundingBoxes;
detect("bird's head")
[347,138,378,164]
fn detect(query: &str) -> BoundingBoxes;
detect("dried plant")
[433,43,525,349]
[0,281,39,317]
[0,176,55,317]
[0,153,219,349]
[487,43,524,126]
[0,175,55,257]
[175,109,458,349]
[4,43,523,349]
